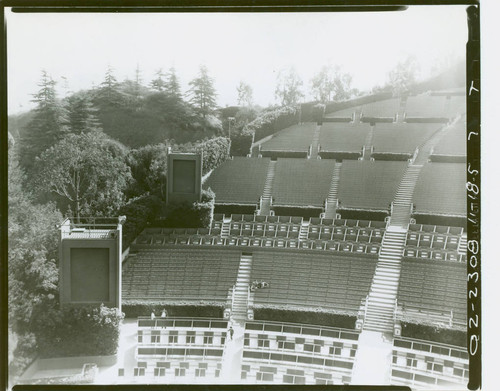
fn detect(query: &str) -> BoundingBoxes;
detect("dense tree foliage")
[32,131,132,220]
[19,71,68,175]
[275,67,304,107]
[311,65,355,103]
[236,81,254,106]
[388,56,420,97]
[187,65,218,118]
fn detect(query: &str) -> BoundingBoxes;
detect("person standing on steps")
[229,326,234,340]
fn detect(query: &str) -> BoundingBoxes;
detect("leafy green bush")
[230,129,254,157]
[156,189,214,228]
[401,322,466,347]
[246,106,299,142]
[33,305,124,358]
[119,194,163,249]
[122,301,224,319]
[253,307,357,329]
[9,332,38,379]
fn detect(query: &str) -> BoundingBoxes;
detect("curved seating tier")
[319,123,370,153]
[398,257,466,326]
[412,163,466,216]
[337,160,406,210]
[272,159,336,207]
[431,120,466,157]
[122,248,241,302]
[324,107,356,119]
[203,157,270,204]
[260,123,317,153]
[405,94,449,118]
[360,98,399,118]
[372,123,441,154]
[250,250,377,313]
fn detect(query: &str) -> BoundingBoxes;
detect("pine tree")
[150,68,166,92]
[66,93,102,134]
[19,70,68,174]
[187,65,218,118]
[94,65,123,107]
[165,67,182,101]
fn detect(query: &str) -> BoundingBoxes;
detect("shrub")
[245,106,299,142]
[230,129,254,157]
[253,307,357,329]
[194,137,231,173]
[9,332,38,379]
[122,301,224,319]
[401,322,466,347]
[119,194,163,249]
[156,189,214,228]
[33,304,124,358]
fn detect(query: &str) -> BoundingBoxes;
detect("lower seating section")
[130,317,226,380]
[372,123,441,155]
[404,223,465,262]
[391,337,468,388]
[398,257,466,326]
[242,321,359,384]
[203,157,270,204]
[272,159,336,207]
[337,160,406,210]
[122,248,241,301]
[260,123,317,154]
[405,94,448,118]
[360,98,399,118]
[250,250,377,313]
[431,120,466,158]
[319,123,369,153]
[412,163,466,216]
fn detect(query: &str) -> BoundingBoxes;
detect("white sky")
[7,6,467,114]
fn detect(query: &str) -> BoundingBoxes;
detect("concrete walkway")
[350,330,393,385]
[219,322,245,383]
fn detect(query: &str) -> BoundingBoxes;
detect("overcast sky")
[7,6,467,115]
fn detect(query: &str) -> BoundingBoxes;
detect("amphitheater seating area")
[260,123,317,155]
[250,250,377,313]
[361,98,399,118]
[431,120,466,158]
[391,337,468,388]
[405,94,448,118]
[203,157,270,204]
[132,216,386,256]
[272,159,336,207]
[337,160,406,210]
[319,123,369,154]
[372,123,441,155]
[122,248,241,302]
[412,163,466,216]
[398,257,466,326]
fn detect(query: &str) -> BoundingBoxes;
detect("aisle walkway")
[351,331,393,385]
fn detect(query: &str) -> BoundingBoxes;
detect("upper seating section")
[405,94,448,118]
[398,257,466,327]
[203,157,270,204]
[250,250,377,313]
[412,163,466,216]
[319,123,370,153]
[260,123,317,155]
[360,98,399,119]
[337,160,406,211]
[372,123,441,155]
[122,248,240,302]
[431,120,466,158]
[272,159,336,207]
[324,107,356,119]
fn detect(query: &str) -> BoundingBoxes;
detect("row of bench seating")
[403,249,465,262]
[408,223,464,235]
[135,235,381,254]
[406,232,461,250]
